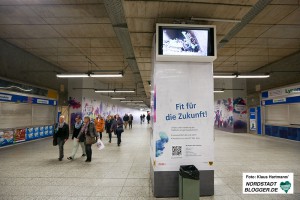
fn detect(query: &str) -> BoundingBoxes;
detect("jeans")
[57,137,65,159]
[71,139,86,159]
[116,131,122,145]
[85,144,92,161]
[128,121,132,129]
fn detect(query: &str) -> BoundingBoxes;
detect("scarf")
[80,122,89,135]
[56,122,64,131]
[75,120,83,129]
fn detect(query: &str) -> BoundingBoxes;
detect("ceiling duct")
[103,0,145,91]
[218,0,272,48]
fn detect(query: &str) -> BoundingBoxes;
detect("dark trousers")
[128,121,132,129]
[99,132,102,140]
[108,132,112,142]
[116,132,122,145]
[85,144,92,161]
[57,137,65,159]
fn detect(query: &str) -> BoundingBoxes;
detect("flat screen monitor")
[156,24,216,62]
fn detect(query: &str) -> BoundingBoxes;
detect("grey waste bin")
[179,165,200,200]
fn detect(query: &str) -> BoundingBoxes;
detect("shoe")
[82,154,86,157]
[58,158,62,161]
[67,157,73,160]
[118,144,120,146]
[85,160,91,162]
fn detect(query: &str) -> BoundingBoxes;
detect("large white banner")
[151,62,214,171]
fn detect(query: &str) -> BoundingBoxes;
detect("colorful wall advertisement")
[214,98,234,131]
[14,129,26,143]
[26,128,34,141]
[48,126,53,135]
[0,130,14,146]
[44,126,49,137]
[233,97,247,132]
[39,126,45,138]
[33,127,39,139]
[151,62,214,172]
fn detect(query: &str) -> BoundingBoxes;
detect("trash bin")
[179,165,200,200]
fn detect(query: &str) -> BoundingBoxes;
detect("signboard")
[262,84,300,99]
[0,92,57,105]
[152,62,214,171]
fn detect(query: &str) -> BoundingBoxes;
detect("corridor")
[0,124,299,200]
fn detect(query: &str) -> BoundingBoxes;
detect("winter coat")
[54,123,69,140]
[95,118,105,132]
[77,122,99,145]
[105,119,112,133]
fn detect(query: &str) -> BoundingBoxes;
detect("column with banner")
[150,24,216,197]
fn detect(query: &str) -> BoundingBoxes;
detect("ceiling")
[0,0,300,103]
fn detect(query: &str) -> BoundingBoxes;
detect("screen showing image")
[161,28,209,56]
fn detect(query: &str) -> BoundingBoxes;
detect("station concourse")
[0,0,300,199]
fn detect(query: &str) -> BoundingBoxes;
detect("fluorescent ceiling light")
[115,90,135,93]
[95,90,115,93]
[214,90,224,93]
[191,17,241,23]
[237,75,270,78]
[57,74,89,78]
[0,86,33,92]
[213,75,236,78]
[121,100,143,103]
[111,97,126,100]
[89,72,123,78]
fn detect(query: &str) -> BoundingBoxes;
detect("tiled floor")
[0,124,299,200]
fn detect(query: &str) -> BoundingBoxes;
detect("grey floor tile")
[120,187,150,197]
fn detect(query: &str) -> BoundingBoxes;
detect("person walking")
[95,115,105,140]
[77,116,99,162]
[123,114,129,129]
[128,114,133,129]
[111,115,117,135]
[105,115,113,143]
[140,114,143,124]
[142,114,145,123]
[67,116,86,161]
[115,114,124,146]
[146,113,151,124]
[54,115,69,161]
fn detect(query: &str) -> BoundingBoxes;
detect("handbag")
[85,136,97,145]
[96,138,105,151]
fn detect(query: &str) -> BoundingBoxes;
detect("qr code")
[172,146,182,156]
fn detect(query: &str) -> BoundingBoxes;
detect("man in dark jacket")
[54,115,69,161]
[123,114,129,129]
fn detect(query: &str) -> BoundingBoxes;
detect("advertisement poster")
[214,98,234,131]
[33,127,39,139]
[39,126,44,138]
[49,126,53,136]
[0,130,14,146]
[152,62,214,171]
[14,129,26,143]
[233,97,247,132]
[249,108,256,131]
[26,128,34,141]
[44,126,49,137]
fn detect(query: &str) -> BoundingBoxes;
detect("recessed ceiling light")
[56,74,89,78]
